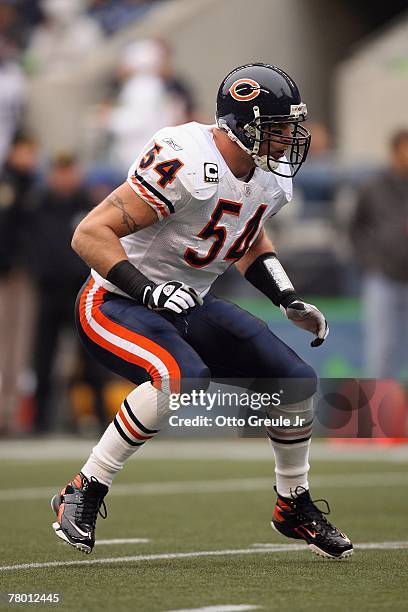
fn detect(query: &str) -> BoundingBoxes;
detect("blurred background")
[0,0,407,438]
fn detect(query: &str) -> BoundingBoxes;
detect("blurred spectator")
[0,1,43,50]
[0,35,26,169]
[271,122,343,296]
[296,121,338,208]
[349,129,408,379]
[23,153,106,433]
[0,132,38,276]
[0,132,39,434]
[18,1,44,30]
[0,0,27,49]
[85,165,122,205]
[105,38,195,170]
[88,0,153,36]
[159,39,196,122]
[26,0,103,75]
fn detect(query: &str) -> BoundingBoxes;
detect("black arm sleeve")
[106,260,155,304]
[244,252,299,308]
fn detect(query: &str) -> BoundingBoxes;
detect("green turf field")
[0,441,407,611]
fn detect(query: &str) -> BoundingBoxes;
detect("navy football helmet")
[216,63,311,177]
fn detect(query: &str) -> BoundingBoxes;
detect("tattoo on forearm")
[106,194,141,233]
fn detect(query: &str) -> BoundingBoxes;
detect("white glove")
[281,300,329,347]
[146,281,203,315]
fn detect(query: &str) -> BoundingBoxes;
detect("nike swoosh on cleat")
[67,518,91,538]
[303,528,317,538]
[340,532,351,544]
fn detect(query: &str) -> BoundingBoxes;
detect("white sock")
[81,381,169,487]
[270,438,311,498]
[266,396,313,498]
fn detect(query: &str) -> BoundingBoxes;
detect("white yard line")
[0,547,305,572]
[167,606,259,612]
[347,541,408,550]
[0,472,407,502]
[0,439,407,462]
[96,538,150,546]
[0,541,407,573]
[250,541,408,550]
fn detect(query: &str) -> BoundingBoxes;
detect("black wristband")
[106,260,155,304]
[244,252,298,307]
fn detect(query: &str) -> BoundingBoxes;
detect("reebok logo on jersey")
[163,138,183,151]
[204,163,219,183]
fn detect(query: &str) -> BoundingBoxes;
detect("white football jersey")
[92,122,293,297]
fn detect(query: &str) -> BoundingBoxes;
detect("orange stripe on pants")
[79,277,180,394]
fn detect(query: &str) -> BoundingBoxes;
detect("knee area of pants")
[180,364,211,395]
[281,363,317,402]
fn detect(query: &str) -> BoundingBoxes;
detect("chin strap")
[252,153,279,172]
[217,109,278,173]
[246,105,280,171]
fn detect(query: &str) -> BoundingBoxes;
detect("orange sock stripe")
[267,425,313,439]
[117,406,153,441]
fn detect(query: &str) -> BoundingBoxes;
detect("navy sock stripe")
[123,399,159,434]
[114,417,145,447]
[267,433,312,445]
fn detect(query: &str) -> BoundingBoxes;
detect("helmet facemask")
[218,104,311,178]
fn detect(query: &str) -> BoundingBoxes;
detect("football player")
[51,63,353,559]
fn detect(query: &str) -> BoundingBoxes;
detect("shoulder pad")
[154,123,219,200]
[261,166,293,204]
[275,173,293,203]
